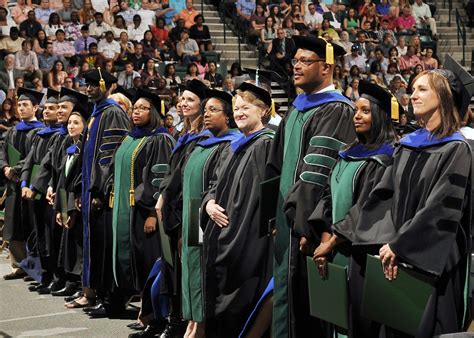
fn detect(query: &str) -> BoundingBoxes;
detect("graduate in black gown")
[354,71,473,337]
[310,81,400,337]
[0,88,44,280]
[266,36,357,337]
[202,82,275,338]
[154,79,210,337]
[20,89,63,292]
[79,68,130,317]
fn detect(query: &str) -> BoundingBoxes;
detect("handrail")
[455,8,467,66]
[217,3,242,65]
[448,0,452,27]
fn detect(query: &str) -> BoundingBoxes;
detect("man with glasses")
[77,68,129,318]
[267,35,356,338]
[304,3,323,32]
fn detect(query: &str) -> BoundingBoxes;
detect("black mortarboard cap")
[47,88,60,99]
[114,85,135,102]
[237,82,272,107]
[83,68,118,87]
[17,87,44,105]
[442,54,474,119]
[293,36,346,64]
[59,87,88,114]
[184,79,208,100]
[136,88,165,116]
[359,81,403,121]
[205,88,233,105]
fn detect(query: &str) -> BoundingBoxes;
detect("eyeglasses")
[291,58,326,67]
[203,107,223,114]
[133,106,151,113]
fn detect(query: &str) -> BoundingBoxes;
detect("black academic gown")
[266,91,357,338]
[0,121,44,241]
[202,129,274,338]
[80,98,129,290]
[353,129,473,337]
[309,143,394,338]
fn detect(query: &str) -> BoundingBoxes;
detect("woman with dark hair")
[181,90,240,338]
[345,78,360,102]
[260,16,276,53]
[141,30,160,59]
[45,13,64,40]
[291,4,306,31]
[151,17,169,50]
[269,5,282,28]
[283,17,299,38]
[141,58,161,88]
[48,60,68,91]
[164,63,182,91]
[311,81,398,337]
[33,29,49,55]
[229,62,243,78]
[351,71,472,336]
[0,98,19,137]
[111,89,175,311]
[343,8,360,41]
[344,65,361,89]
[318,19,339,41]
[407,63,424,93]
[189,14,213,52]
[203,82,274,338]
[112,15,128,39]
[204,61,223,88]
[184,63,201,82]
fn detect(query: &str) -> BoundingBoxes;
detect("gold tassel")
[161,100,165,116]
[109,191,114,208]
[97,67,106,93]
[271,99,276,117]
[391,96,399,121]
[129,189,135,207]
[326,42,334,65]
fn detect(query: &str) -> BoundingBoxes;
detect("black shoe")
[127,322,146,330]
[28,283,48,292]
[87,303,107,318]
[129,324,164,337]
[23,276,34,282]
[51,282,77,297]
[83,302,103,313]
[64,290,82,302]
[36,285,52,294]
[159,320,187,338]
[49,280,65,292]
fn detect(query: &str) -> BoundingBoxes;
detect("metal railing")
[455,8,467,66]
[217,2,242,65]
[443,0,453,26]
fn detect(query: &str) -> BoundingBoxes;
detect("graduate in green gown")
[111,89,175,294]
[181,89,241,338]
[310,81,400,337]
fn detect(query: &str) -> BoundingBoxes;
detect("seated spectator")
[421,47,438,70]
[117,61,141,89]
[396,5,416,35]
[128,14,149,42]
[98,31,121,64]
[406,63,423,92]
[156,77,174,98]
[81,42,106,69]
[74,61,90,90]
[353,30,373,60]
[15,40,41,82]
[176,29,199,65]
[283,18,299,38]
[194,54,208,76]
[0,7,15,37]
[345,77,360,101]
[38,42,61,73]
[11,0,33,26]
[118,0,137,25]
[412,0,438,38]
[67,55,80,77]
[0,54,22,96]
[305,2,323,32]
[410,34,423,57]
[379,32,395,57]
[383,5,399,31]
[0,28,25,57]
[128,43,150,71]
[19,11,43,40]
[269,5,283,28]
[267,28,295,76]
[74,25,97,57]
[260,17,276,51]
[360,5,378,31]
[358,0,375,17]
[58,0,74,22]
[111,15,128,39]
[399,45,421,71]
[333,64,344,89]
[371,48,389,73]
[360,20,379,46]
[35,0,54,25]
[249,4,265,43]
[179,0,199,29]
[389,75,407,102]
[344,44,366,73]
[33,30,49,55]
[65,11,83,40]
[383,62,401,86]
[13,76,24,97]
[78,1,95,24]
[377,18,397,45]
[155,0,177,26]
[343,64,361,88]
[343,8,359,40]
[292,4,306,31]
[141,30,160,59]
[189,15,213,52]
[323,3,343,31]
[170,19,186,49]
[49,0,64,11]
[338,30,353,54]
[222,74,234,94]
[104,59,117,77]
[52,29,75,58]
[160,42,177,62]
[117,31,135,67]
[164,63,182,91]
[140,58,161,87]
[151,18,169,50]
[377,0,391,16]
[204,60,223,88]
[396,36,407,56]
[137,2,157,27]
[44,13,65,40]
[47,60,68,91]
[236,0,255,31]
[127,76,143,97]
[184,62,201,82]
[89,12,111,40]
[317,19,340,41]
